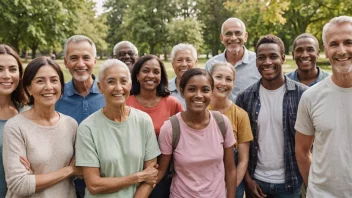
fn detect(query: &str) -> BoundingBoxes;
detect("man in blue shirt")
[205,18,261,102]
[56,35,105,198]
[237,35,307,198]
[286,33,329,86]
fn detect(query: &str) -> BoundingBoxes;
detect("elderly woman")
[127,55,183,137]
[3,57,80,197]
[168,43,198,109]
[75,59,160,197]
[0,44,27,196]
[208,62,253,198]
[113,41,138,71]
[158,68,237,198]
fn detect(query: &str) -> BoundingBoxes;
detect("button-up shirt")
[236,76,307,192]
[169,77,186,110]
[205,47,261,102]
[55,75,105,124]
[286,66,330,87]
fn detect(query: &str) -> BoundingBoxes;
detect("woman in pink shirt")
[158,68,237,198]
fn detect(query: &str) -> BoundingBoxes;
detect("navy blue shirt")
[236,76,307,192]
[285,66,330,87]
[56,76,105,124]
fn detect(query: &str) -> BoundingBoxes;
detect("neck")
[183,109,208,123]
[138,89,158,100]
[225,48,244,65]
[297,67,318,82]
[331,72,352,88]
[261,75,285,90]
[30,104,57,121]
[72,76,94,97]
[210,95,231,113]
[0,95,14,108]
[102,104,129,122]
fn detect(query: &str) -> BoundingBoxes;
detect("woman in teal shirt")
[0,44,27,196]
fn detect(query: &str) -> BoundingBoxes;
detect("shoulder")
[4,114,24,128]
[164,95,181,104]
[286,77,308,92]
[79,110,102,128]
[130,107,153,123]
[59,113,78,127]
[285,70,296,79]
[247,49,256,58]
[302,77,329,99]
[205,53,225,70]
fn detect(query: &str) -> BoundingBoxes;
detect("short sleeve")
[158,120,173,155]
[75,124,100,167]
[169,96,184,114]
[295,93,315,136]
[143,116,161,161]
[3,121,36,196]
[237,109,253,144]
[223,115,236,148]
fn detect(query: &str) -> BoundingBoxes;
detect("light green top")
[75,107,161,198]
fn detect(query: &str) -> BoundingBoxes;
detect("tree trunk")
[31,44,38,59]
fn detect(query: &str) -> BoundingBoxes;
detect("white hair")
[322,16,352,45]
[64,35,96,58]
[209,61,236,79]
[170,43,197,63]
[113,41,138,56]
[98,59,131,83]
[221,18,246,34]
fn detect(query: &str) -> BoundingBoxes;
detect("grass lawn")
[23,56,332,83]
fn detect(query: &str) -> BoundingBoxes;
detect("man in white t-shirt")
[237,35,307,198]
[295,16,352,198]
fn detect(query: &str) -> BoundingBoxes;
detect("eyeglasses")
[223,31,244,37]
[115,51,136,57]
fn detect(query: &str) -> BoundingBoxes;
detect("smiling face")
[172,49,197,79]
[256,43,285,82]
[182,75,212,113]
[26,65,61,107]
[293,38,319,72]
[211,66,234,99]
[98,65,131,107]
[220,19,248,55]
[64,41,96,82]
[136,58,161,92]
[324,23,352,74]
[0,54,20,96]
[115,44,137,71]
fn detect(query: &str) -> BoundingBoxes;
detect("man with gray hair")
[295,15,352,197]
[56,35,106,198]
[113,41,138,71]
[205,17,260,102]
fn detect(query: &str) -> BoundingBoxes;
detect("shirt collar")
[65,75,100,96]
[169,77,177,92]
[223,46,250,65]
[253,76,296,93]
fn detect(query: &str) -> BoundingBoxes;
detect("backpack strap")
[170,115,181,151]
[169,115,180,177]
[211,111,226,140]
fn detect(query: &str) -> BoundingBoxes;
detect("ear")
[93,56,97,67]
[282,54,286,64]
[317,49,320,58]
[220,33,224,44]
[244,32,248,43]
[291,51,295,60]
[323,46,328,58]
[180,88,185,99]
[64,57,68,69]
[26,85,32,96]
[97,82,103,94]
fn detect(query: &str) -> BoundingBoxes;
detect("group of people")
[0,14,350,198]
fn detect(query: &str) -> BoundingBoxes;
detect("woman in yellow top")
[208,62,253,198]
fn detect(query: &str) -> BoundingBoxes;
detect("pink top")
[158,112,236,198]
[127,96,183,136]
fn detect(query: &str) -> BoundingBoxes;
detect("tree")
[197,0,233,56]
[167,18,204,48]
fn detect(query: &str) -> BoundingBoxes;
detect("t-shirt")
[208,103,253,148]
[75,108,161,198]
[254,84,286,183]
[3,113,77,198]
[158,112,236,198]
[295,76,352,198]
[126,95,184,136]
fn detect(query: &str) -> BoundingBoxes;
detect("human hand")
[245,178,266,198]
[20,156,33,174]
[138,163,158,184]
[69,156,83,177]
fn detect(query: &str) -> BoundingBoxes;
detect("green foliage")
[166,18,204,48]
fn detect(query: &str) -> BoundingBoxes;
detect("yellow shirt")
[209,103,253,148]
